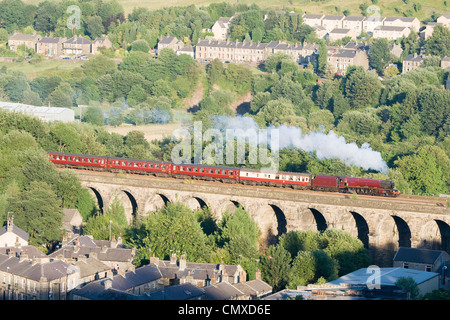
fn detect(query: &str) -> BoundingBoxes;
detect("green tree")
[369,38,393,74]
[131,39,150,53]
[426,24,450,58]
[136,202,211,262]
[8,181,63,248]
[260,243,293,292]
[395,276,420,299]
[344,66,382,109]
[85,15,105,39]
[83,106,104,126]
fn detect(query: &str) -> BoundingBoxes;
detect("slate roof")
[393,247,445,264]
[344,16,366,21]
[0,253,78,281]
[0,223,29,242]
[38,37,61,43]
[323,15,345,20]
[9,32,39,41]
[403,54,425,62]
[64,36,92,44]
[202,281,245,300]
[49,235,133,262]
[0,246,46,258]
[148,282,204,300]
[233,279,272,297]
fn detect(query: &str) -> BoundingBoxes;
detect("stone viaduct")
[74,170,450,266]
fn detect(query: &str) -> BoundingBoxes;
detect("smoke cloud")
[212,115,389,174]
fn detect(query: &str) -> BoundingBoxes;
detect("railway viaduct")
[74,170,450,266]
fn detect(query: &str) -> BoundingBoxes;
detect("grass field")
[21,0,449,19]
[0,59,83,78]
[114,0,449,19]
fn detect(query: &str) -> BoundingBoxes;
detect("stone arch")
[308,208,327,232]
[349,211,370,249]
[391,215,412,248]
[86,187,105,213]
[219,200,245,217]
[144,193,171,215]
[435,220,450,253]
[253,204,287,248]
[115,190,138,224]
[185,196,209,211]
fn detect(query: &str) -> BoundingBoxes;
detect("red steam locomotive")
[47,151,400,197]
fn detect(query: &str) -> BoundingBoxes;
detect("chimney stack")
[179,254,186,271]
[170,253,177,264]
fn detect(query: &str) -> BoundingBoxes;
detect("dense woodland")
[0,0,449,294]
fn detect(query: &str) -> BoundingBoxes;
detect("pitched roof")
[148,282,204,300]
[38,37,61,44]
[0,253,78,281]
[323,14,345,20]
[202,281,245,300]
[233,279,272,297]
[9,32,39,41]
[64,36,92,44]
[393,247,444,264]
[0,222,29,242]
[344,16,366,21]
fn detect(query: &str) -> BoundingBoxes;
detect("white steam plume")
[212,115,389,174]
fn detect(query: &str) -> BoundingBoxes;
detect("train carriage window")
[76,157,80,162]
[229,171,233,175]
[222,170,226,175]
[209,169,214,174]
[200,168,204,173]
[149,164,153,168]
[162,165,165,169]
[187,167,191,172]
[193,167,198,172]
[122,161,126,166]
[180,166,184,171]
[215,169,220,174]
[143,163,147,168]
[155,164,159,169]
[93,159,97,163]
[62,156,66,160]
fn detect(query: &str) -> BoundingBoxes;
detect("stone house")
[177,45,195,58]
[383,16,420,32]
[372,26,411,40]
[150,253,246,287]
[211,17,233,41]
[62,208,83,238]
[321,15,345,32]
[327,48,369,74]
[62,36,92,55]
[402,53,424,73]
[0,217,28,248]
[36,37,65,57]
[389,43,403,58]
[49,235,135,273]
[342,16,366,35]
[91,37,113,54]
[393,247,450,289]
[327,28,357,42]
[419,22,439,40]
[436,14,450,28]
[303,14,324,28]
[362,16,386,33]
[0,251,80,300]
[157,35,184,54]
[8,31,41,52]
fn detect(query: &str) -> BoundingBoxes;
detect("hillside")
[115,0,447,20]
[20,0,449,20]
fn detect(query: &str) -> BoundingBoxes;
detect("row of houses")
[0,216,272,300]
[210,12,450,43]
[159,36,370,75]
[7,31,113,57]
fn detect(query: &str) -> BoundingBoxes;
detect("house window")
[425,265,432,272]
[403,263,409,269]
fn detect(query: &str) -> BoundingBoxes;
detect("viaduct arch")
[78,171,450,266]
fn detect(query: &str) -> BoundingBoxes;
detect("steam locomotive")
[47,151,401,197]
